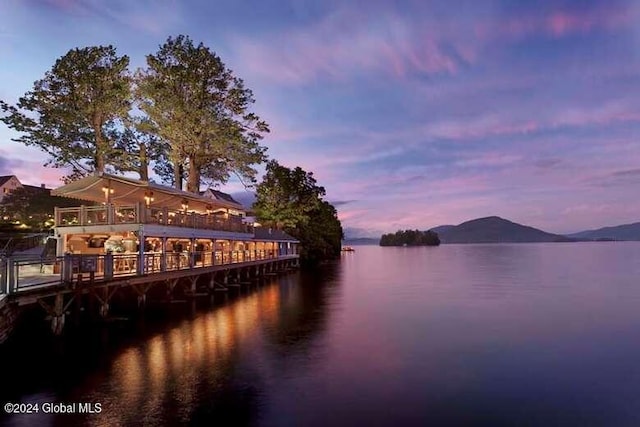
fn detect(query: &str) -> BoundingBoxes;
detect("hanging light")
[181,199,189,211]
[144,190,155,207]
[102,185,114,202]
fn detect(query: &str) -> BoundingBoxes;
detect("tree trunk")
[93,114,105,173]
[187,160,200,193]
[174,164,183,190]
[139,143,149,181]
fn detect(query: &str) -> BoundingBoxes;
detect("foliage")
[254,161,343,265]
[379,229,441,246]
[108,116,168,181]
[0,186,79,230]
[136,35,268,191]
[254,160,325,229]
[0,45,130,179]
[293,200,344,264]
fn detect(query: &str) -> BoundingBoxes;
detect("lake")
[2,242,640,426]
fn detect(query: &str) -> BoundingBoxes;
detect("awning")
[51,173,245,213]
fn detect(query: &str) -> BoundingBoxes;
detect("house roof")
[23,184,50,194]
[0,175,17,187]
[253,227,299,242]
[209,189,239,204]
[200,188,240,205]
[51,173,245,212]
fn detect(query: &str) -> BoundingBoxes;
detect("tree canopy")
[379,230,441,246]
[253,160,325,229]
[0,45,130,180]
[1,36,269,192]
[254,161,343,264]
[0,186,79,231]
[136,35,269,191]
[108,116,167,181]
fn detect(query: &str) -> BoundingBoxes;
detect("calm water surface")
[2,243,640,426]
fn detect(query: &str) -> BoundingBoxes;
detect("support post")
[80,205,87,226]
[190,238,196,268]
[161,237,167,272]
[7,259,16,294]
[137,227,145,275]
[104,252,113,280]
[62,253,73,283]
[137,294,146,308]
[51,292,65,335]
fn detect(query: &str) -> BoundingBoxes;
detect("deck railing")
[55,203,252,233]
[2,249,298,294]
[0,258,6,297]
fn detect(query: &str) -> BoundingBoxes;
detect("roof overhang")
[51,173,245,213]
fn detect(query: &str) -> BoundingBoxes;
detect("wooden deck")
[0,251,300,341]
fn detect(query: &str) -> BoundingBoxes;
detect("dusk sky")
[1,0,639,236]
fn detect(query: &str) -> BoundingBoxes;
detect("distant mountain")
[435,216,571,244]
[430,225,455,234]
[342,237,379,246]
[567,222,640,241]
[230,191,256,210]
[343,226,382,239]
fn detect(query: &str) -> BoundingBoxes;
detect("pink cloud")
[39,0,183,36]
[482,6,632,41]
[230,7,473,85]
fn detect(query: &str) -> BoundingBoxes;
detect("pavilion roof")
[51,173,245,213]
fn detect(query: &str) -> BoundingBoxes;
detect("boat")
[341,246,355,252]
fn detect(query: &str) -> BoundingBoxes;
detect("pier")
[0,249,299,342]
[0,173,301,343]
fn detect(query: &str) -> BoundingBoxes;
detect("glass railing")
[2,250,299,293]
[55,204,251,233]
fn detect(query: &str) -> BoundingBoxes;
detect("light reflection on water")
[85,283,290,426]
[3,243,640,426]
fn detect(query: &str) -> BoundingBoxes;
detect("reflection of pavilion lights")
[169,327,185,370]
[148,335,167,384]
[118,348,143,402]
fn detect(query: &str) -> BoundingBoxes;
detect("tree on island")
[380,230,441,246]
[0,46,131,181]
[254,161,343,264]
[136,35,269,191]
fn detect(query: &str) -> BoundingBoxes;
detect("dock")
[0,250,299,342]
[0,173,303,343]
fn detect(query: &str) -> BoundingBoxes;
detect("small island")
[379,229,441,246]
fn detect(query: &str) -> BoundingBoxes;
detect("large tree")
[254,160,325,229]
[137,35,268,192]
[254,161,343,264]
[108,116,168,181]
[0,46,130,179]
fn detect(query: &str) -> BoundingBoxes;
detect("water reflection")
[0,265,340,427]
[5,244,640,426]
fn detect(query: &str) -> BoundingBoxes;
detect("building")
[50,173,299,276]
[0,175,22,203]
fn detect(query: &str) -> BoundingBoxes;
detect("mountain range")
[433,216,571,243]
[566,222,640,241]
[343,217,640,244]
